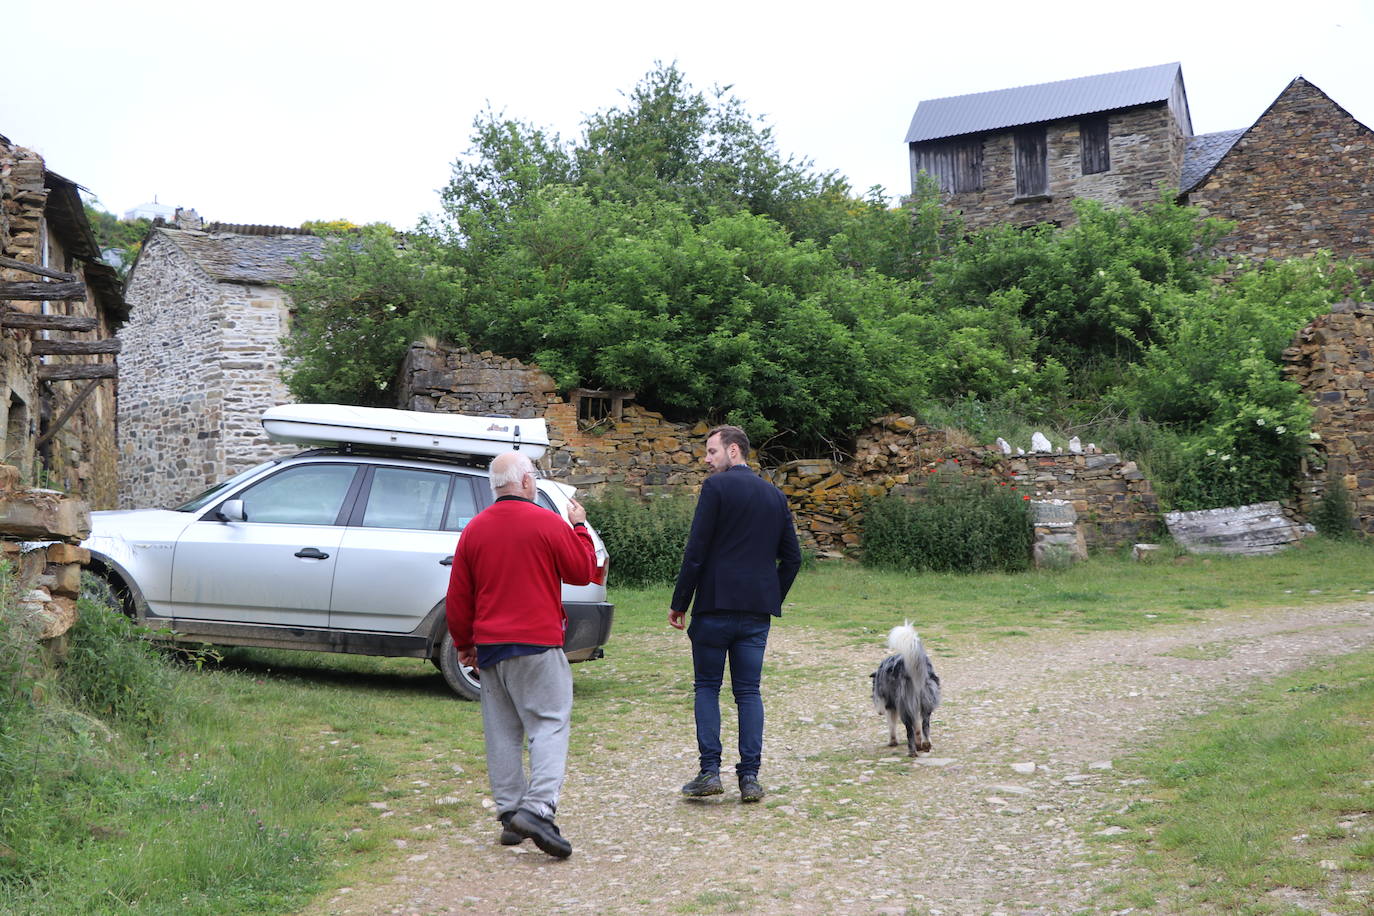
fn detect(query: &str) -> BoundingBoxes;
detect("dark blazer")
[672,464,803,616]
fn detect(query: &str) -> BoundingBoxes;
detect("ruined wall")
[400,345,1162,554]
[1185,78,1374,262]
[0,463,91,649]
[1283,300,1374,534]
[945,104,1186,232]
[0,137,119,508]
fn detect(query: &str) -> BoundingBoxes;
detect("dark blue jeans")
[687,611,771,778]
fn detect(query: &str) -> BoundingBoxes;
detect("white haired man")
[446,451,597,858]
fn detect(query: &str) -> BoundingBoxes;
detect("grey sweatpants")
[480,649,573,820]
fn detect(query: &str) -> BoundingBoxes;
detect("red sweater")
[445,497,597,650]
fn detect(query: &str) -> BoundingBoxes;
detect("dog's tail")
[887,622,930,684]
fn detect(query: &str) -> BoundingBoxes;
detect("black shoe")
[509,808,572,858]
[681,769,723,797]
[739,774,764,803]
[498,811,523,846]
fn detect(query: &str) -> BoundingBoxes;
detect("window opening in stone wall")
[1080,116,1110,175]
[571,389,635,429]
[4,394,27,468]
[915,138,984,193]
[1014,126,1048,199]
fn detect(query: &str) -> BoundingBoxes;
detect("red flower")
[1022,495,1031,501]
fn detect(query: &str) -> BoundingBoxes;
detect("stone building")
[1180,77,1374,262]
[907,65,1374,262]
[1284,300,1374,535]
[0,133,126,508]
[119,221,322,508]
[905,62,1192,231]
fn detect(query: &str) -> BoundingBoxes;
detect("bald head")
[489,451,537,498]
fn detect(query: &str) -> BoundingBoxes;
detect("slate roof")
[906,62,1184,143]
[1180,128,1247,192]
[158,228,325,286]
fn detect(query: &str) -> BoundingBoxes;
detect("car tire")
[435,631,481,701]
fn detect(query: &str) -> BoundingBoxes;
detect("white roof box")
[262,404,549,460]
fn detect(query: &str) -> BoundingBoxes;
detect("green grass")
[1096,649,1374,914]
[4,538,1373,913]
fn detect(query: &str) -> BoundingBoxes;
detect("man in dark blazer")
[669,425,802,803]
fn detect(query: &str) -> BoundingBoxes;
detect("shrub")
[862,474,1034,573]
[1311,469,1357,539]
[585,489,696,587]
[65,574,177,735]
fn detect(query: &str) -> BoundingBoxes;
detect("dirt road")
[302,601,1374,915]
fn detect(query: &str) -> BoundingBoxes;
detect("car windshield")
[174,460,280,512]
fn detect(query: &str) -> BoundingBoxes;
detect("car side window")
[534,490,559,514]
[442,476,480,532]
[361,467,454,530]
[237,464,358,525]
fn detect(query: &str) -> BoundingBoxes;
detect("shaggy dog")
[870,623,941,756]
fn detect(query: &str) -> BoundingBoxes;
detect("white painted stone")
[1031,431,1052,452]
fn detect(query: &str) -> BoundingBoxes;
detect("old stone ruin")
[0,463,90,654]
[401,343,1162,563]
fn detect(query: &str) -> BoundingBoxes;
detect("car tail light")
[591,557,608,586]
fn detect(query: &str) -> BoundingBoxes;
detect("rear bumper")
[564,601,614,661]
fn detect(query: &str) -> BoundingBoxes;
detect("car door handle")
[440,556,454,567]
[294,547,331,560]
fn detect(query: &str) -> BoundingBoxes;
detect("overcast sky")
[5,0,1371,230]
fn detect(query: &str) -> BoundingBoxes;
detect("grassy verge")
[3,540,1371,913]
[1096,648,1374,914]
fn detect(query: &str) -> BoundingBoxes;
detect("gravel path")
[303,601,1374,916]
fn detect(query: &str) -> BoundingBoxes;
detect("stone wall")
[1283,300,1374,534]
[767,416,1161,554]
[399,345,1162,555]
[0,463,91,648]
[944,104,1185,232]
[1184,78,1374,262]
[119,233,295,509]
[0,136,121,508]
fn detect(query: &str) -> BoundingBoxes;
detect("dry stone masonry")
[0,463,90,649]
[1284,300,1374,534]
[400,344,1162,557]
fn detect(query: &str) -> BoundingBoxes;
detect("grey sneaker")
[681,769,723,797]
[739,774,764,803]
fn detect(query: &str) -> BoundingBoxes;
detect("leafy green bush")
[862,475,1033,573]
[1311,469,1357,539]
[585,488,696,587]
[65,575,176,735]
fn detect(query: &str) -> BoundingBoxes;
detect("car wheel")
[82,572,136,619]
[435,631,481,701]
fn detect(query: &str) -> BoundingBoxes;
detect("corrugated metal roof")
[1180,129,1247,192]
[906,62,1183,143]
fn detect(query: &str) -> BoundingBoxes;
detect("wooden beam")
[0,256,78,283]
[38,364,118,381]
[34,377,105,452]
[0,281,87,301]
[30,338,121,356]
[1,313,98,331]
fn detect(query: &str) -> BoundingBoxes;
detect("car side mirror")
[217,499,247,522]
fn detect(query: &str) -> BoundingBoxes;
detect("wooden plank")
[1,313,98,331]
[0,281,87,301]
[34,378,105,451]
[30,338,121,356]
[0,256,78,282]
[38,364,118,381]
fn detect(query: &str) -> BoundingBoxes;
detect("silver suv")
[82,447,612,699]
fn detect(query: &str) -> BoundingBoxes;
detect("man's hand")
[668,609,686,630]
[566,497,587,526]
[458,645,478,669]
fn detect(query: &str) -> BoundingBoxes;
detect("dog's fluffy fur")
[870,623,941,756]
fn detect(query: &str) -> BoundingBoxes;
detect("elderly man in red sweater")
[446,450,597,859]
